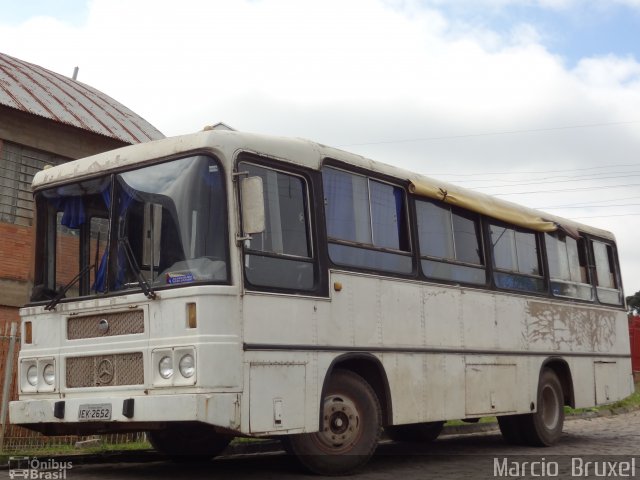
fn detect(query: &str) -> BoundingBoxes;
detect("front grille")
[66,353,144,388]
[67,310,144,340]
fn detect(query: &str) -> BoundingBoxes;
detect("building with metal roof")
[0,52,163,146]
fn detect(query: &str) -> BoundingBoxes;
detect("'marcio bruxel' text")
[494,457,637,477]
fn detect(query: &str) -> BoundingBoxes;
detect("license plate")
[78,403,112,421]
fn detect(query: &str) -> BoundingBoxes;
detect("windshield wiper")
[44,263,95,311]
[119,236,157,300]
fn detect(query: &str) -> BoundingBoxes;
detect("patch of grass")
[565,382,640,416]
[563,405,598,415]
[85,440,152,453]
[1,444,78,462]
[1,440,151,463]
[609,382,640,409]
[445,417,497,427]
[230,437,271,445]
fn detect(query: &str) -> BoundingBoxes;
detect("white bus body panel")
[243,270,633,434]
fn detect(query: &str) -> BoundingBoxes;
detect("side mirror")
[240,176,265,235]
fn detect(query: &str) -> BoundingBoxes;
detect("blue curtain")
[57,197,85,228]
[369,181,401,250]
[92,189,111,292]
[323,168,356,241]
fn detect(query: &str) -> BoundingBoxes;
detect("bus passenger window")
[592,240,622,304]
[322,166,412,274]
[416,200,485,285]
[239,161,315,292]
[545,233,592,301]
[490,224,545,293]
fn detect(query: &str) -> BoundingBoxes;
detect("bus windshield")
[31,154,228,303]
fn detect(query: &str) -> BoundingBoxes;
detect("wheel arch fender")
[319,352,393,428]
[540,356,575,408]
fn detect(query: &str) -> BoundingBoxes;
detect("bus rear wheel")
[285,369,382,475]
[519,368,565,446]
[148,423,232,462]
[385,421,444,443]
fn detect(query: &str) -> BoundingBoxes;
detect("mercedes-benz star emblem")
[97,358,114,385]
[98,318,109,334]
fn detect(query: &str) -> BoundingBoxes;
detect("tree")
[627,290,640,316]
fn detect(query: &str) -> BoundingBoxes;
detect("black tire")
[519,368,565,446]
[497,415,527,445]
[148,423,232,462]
[385,421,444,443]
[285,369,382,475]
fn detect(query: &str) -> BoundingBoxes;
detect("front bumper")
[9,393,241,435]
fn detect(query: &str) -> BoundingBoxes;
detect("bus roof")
[32,129,615,241]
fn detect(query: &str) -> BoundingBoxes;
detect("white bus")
[10,129,633,474]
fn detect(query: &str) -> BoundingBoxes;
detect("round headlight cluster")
[179,354,195,378]
[158,353,195,380]
[159,356,174,379]
[25,362,55,389]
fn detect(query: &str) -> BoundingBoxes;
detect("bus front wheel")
[285,369,382,475]
[520,368,565,446]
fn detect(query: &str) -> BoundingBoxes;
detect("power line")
[542,203,640,210]
[471,173,640,190]
[492,182,640,195]
[569,213,640,219]
[431,162,640,178]
[336,120,640,147]
[535,195,640,209]
[453,170,640,184]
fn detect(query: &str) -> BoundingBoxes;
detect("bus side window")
[415,199,485,285]
[544,232,593,301]
[239,161,315,292]
[322,166,412,274]
[591,240,622,305]
[490,223,545,293]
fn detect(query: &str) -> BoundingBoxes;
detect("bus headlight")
[159,356,174,379]
[43,363,55,385]
[179,354,195,378]
[152,347,196,386]
[27,365,38,386]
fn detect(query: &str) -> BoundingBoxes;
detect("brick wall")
[0,306,20,324]
[0,223,33,282]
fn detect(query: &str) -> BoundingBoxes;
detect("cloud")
[574,55,640,87]
[1,0,640,293]
[414,0,640,9]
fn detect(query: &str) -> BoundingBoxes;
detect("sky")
[1,0,639,297]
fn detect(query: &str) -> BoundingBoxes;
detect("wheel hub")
[541,384,560,429]
[318,395,360,449]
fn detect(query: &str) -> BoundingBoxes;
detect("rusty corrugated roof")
[0,52,164,144]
